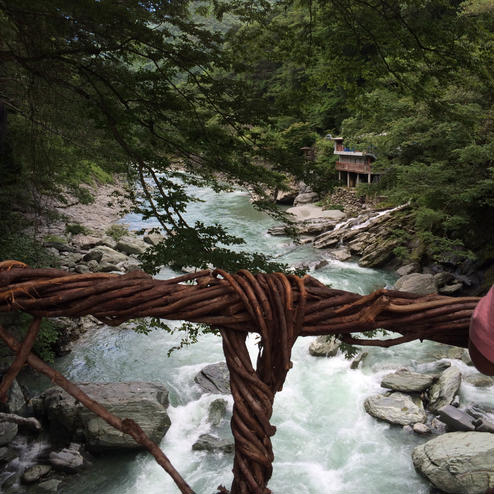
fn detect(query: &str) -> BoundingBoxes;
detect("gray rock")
[437,405,476,431]
[86,260,99,271]
[348,240,367,255]
[350,352,368,370]
[275,188,298,205]
[0,422,18,446]
[451,395,460,408]
[433,272,455,288]
[412,432,494,494]
[461,349,473,366]
[331,247,351,261]
[97,236,118,249]
[413,423,430,434]
[381,369,435,393]
[293,192,319,206]
[427,366,461,413]
[38,479,62,492]
[144,232,165,246]
[192,433,234,454]
[396,263,420,276]
[358,236,401,268]
[394,273,437,295]
[208,399,228,427]
[83,246,128,265]
[314,259,329,270]
[44,241,76,253]
[116,236,148,255]
[364,392,426,425]
[35,382,171,451]
[117,258,142,273]
[49,445,85,473]
[476,419,494,433]
[194,363,231,395]
[21,464,51,484]
[466,405,493,422]
[96,261,122,273]
[430,417,448,435]
[74,264,90,274]
[439,283,463,295]
[71,234,104,250]
[308,335,341,357]
[464,374,494,388]
[268,218,339,236]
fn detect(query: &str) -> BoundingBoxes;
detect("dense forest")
[1,0,493,286]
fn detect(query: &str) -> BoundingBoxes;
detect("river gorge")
[32,184,489,494]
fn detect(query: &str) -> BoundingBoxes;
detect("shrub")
[65,223,89,235]
[105,224,128,241]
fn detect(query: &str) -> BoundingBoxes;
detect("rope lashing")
[0,261,480,494]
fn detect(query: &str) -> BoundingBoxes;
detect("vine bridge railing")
[0,260,480,494]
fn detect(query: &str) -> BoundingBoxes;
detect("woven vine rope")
[0,260,480,494]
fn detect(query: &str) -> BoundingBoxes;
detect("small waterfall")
[1,435,51,489]
[333,203,408,232]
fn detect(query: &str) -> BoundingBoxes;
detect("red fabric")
[469,285,494,365]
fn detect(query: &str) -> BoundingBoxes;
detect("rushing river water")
[54,186,492,494]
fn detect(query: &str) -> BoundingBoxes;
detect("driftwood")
[0,260,479,494]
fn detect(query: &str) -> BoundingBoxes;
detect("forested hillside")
[1,0,492,285]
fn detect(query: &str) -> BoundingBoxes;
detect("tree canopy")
[0,0,492,278]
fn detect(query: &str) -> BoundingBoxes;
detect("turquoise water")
[57,184,487,494]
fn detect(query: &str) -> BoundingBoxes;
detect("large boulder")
[381,369,435,393]
[82,245,128,265]
[208,399,228,426]
[437,405,476,432]
[308,336,341,357]
[412,432,494,494]
[330,247,351,262]
[192,433,234,454]
[286,205,345,222]
[427,366,461,413]
[268,218,340,236]
[194,363,231,395]
[293,192,319,206]
[116,236,148,255]
[49,443,87,473]
[364,392,426,425]
[394,273,437,295]
[33,382,171,452]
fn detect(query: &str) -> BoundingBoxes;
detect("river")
[54,186,491,494]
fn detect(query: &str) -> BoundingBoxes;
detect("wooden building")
[329,136,379,187]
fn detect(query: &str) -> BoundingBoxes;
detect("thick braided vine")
[0,260,479,494]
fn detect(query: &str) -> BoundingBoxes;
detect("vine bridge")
[0,260,479,494]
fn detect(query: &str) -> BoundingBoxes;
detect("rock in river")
[364,392,426,425]
[192,433,234,454]
[381,369,435,393]
[194,362,231,395]
[308,335,341,357]
[33,382,171,451]
[394,273,437,295]
[412,432,494,494]
[427,366,461,413]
